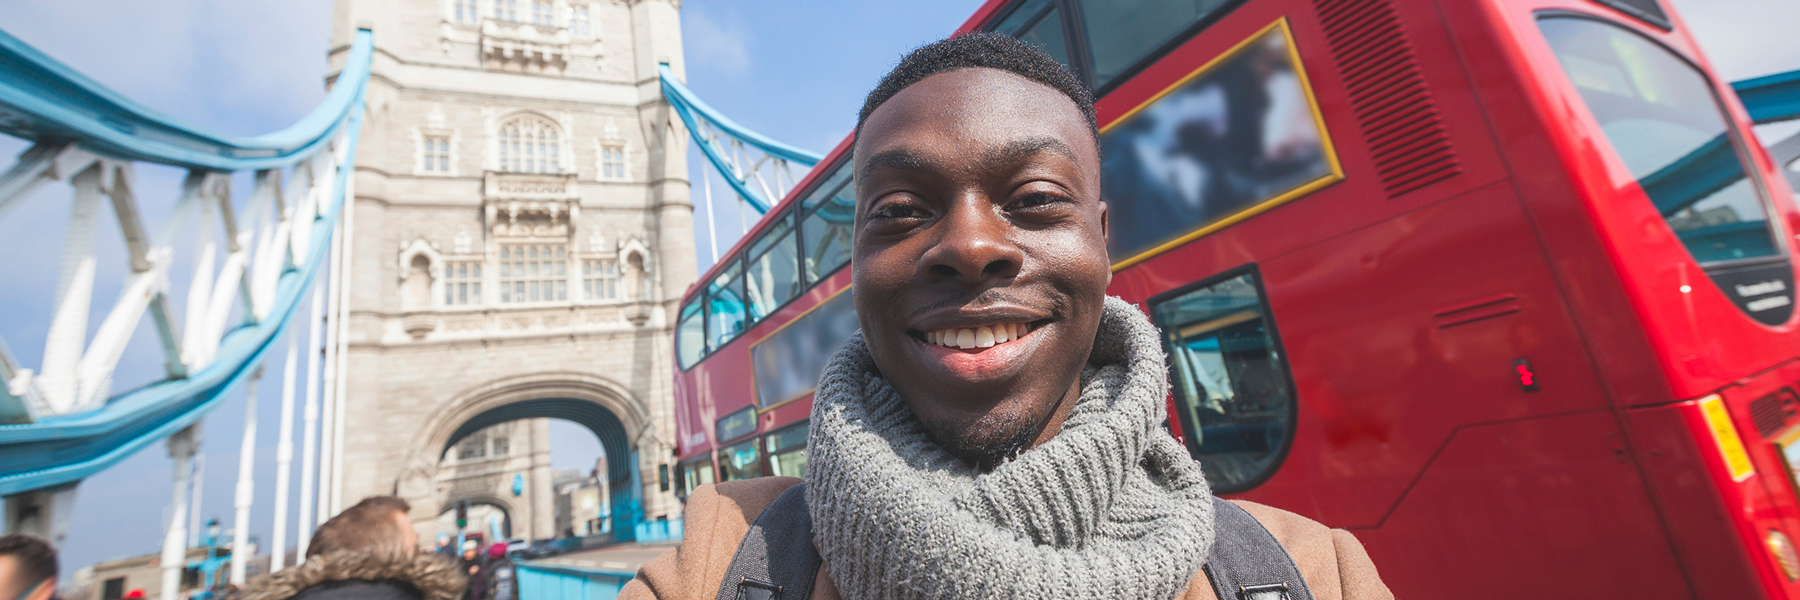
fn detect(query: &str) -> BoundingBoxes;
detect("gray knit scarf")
[806,296,1215,600]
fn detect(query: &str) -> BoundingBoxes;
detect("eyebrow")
[856,136,1080,183]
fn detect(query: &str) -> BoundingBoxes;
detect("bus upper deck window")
[801,179,854,284]
[677,296,706,369]
[746,211,802,321]
[1540,16,1792,325]
[708,260,748,348]
[1079,0,1237,89]
[992,0,1073,72]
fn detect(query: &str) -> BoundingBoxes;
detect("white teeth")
[925,323,1034,348]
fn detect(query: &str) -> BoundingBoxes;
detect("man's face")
[852,67,1110,468]
[391,511,418,557]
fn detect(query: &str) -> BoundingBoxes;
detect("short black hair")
[856,32,1096,139]
[0,534,57,595]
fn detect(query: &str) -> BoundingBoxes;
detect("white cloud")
[683,6,752,76]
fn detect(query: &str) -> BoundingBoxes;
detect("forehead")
[855,68,1093,168]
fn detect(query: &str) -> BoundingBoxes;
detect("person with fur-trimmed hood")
[238,496,465,600]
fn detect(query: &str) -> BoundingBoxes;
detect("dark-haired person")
[237,497,464,600]
[623,33,1393,600]
[0,534,56,600]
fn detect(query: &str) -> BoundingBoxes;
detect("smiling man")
[624,33,1392,600]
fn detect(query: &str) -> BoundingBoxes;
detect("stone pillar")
[633,0,690,527]
[633,0,695,310]
[530,418,555,540]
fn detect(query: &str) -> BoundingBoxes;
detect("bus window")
[717,438,764,482]
[716,406,757,444]
[1098,24,1336,266]
[765,420,810,478]
[992,0,1074,72]
[1540,17,1792,324]
[708,259,747,348]
[1079,0,1241,90]
[1149,268,1295,493]
[677,296,706,369]
[802,180,854,284]
[802,163,851,211]
[747,211,802,322]
[676,457,714,499]
[752,290,859,408]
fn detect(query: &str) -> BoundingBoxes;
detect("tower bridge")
[0,0,820,592]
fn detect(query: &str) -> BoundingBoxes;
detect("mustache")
[906,288,1056,320]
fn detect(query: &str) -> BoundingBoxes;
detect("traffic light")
[456,500,469,529]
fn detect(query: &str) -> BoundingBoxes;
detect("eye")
[867,200,928,220]
[1007,191,1070,211]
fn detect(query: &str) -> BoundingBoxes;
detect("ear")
[26,578,54,600]
[1098,200,1109,244]
[1099,201,1113,286]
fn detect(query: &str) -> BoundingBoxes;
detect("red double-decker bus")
[672,0,1800,597]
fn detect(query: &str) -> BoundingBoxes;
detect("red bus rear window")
[1541,17,1776,264]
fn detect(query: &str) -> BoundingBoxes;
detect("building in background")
[327,0,694,542]
[552,456,610,537]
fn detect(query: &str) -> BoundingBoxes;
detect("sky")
[0,0,1794,580]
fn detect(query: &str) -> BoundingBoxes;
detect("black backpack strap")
[713,483,821,600]
[1203,497,1316,600]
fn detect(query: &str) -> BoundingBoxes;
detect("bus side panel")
[1243,181,1609,527]
[1353,410,1690,600]
[1467,0,1800,402]
[1626,401,1774,600]
[1435,0,1677,410]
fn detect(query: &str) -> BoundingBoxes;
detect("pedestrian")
[236,496,464,600]
[433,534,454,560]
[622,32,1394,600]
[0,534,56,600]
[481,543,514,600]
[456,541,483,600]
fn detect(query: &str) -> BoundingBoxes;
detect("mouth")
[913,321,1043,350]
[902,318,1051,382]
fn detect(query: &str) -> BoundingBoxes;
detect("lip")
[904,317,1050,383]
[907,303,1052,333]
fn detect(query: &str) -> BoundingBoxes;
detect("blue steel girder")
[659,64,821,214]
[0,30,374,496]
[1734,69,1800,125]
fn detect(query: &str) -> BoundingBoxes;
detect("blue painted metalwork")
[0,30,373,170]
[659,64,821,214]
[1734,69,1800,125]
[515,561,633,600]
[0,31,374,495]
[633,518,683,544]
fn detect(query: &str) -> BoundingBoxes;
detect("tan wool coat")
[621,476,1394,600]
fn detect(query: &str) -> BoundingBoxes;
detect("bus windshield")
[1539,16,1780,266]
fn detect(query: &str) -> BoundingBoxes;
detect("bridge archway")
[397,371,655,542]
[436,495,516,541]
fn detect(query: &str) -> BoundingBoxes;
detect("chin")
[916,399,1047,468]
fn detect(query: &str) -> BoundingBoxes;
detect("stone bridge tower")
[327,0,693,541]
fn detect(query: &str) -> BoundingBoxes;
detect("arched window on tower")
[405,254,434,309]
[497,115,561,174]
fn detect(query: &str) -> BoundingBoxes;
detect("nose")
[920,196,1023,285]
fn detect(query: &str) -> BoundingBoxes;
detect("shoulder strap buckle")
[734,579,783,600]
[1204,498,1315,600]
[1238,582,1291,600]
